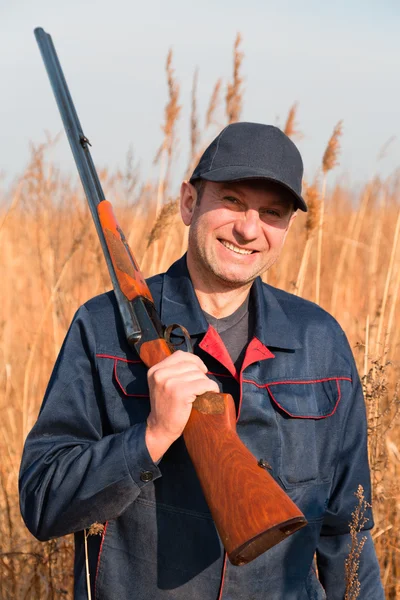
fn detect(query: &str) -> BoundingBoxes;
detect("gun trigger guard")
[164,324,193,353]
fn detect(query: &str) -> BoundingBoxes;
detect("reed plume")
[206,78,222,128]
[304,182,320,238]
[316,120,344,304]
[322,120,343,173]
[154,49,182,216]
[226,33,244,124]
[284,102,303,140]
[146,198,179,248]
[185,69,201,179]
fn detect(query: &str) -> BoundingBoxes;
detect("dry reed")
[154,49,182,216]
[225,33,244,124]
[283,102,303,140]
[1,37,400,599]
[322,120,344,174]
[205,78,222,129]
[294,180,319,296]
[344,485,370,600]
[316,120,344,304]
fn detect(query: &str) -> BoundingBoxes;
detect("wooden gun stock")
[34,26,307,566]
[184,392,306,565]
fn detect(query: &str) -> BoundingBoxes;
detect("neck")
[186,257,252,318]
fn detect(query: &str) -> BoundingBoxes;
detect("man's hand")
[145,351,220,462]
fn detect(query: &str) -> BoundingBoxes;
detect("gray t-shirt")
[203,294,253,372]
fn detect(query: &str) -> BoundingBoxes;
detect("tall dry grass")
[1,35,400,598]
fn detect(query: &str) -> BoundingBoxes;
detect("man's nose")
[233,209,262,240]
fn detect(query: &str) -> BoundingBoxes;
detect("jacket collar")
[251,275,302,350]
[160,255,209,336]
[160,255,301,350]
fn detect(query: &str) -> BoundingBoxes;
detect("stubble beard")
[188,228,278,291]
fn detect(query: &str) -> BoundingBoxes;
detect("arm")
[19,304,218,541]
[19,305,161,541]
[316,344,384,599]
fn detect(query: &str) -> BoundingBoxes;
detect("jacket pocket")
[113,357,149,397]
[266,377,349,489]
[110,357,151,431]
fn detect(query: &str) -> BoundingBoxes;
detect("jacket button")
[140,471,154,482]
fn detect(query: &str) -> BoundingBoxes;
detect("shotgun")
[34,27,307,566]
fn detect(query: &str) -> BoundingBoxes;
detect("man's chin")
[213,270,259,289]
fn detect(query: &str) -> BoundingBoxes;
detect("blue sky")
[1,0,399,191]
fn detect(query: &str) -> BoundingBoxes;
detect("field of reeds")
[1,35,399,598]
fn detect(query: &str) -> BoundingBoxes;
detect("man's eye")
[262,209,280,217]
[223,196,240,204]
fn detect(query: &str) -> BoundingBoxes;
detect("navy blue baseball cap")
[190,122,307,212]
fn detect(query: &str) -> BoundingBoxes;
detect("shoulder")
[75,272,166,355]
[82,290,117,315]
[263,283,347,340]
[81,272,165,317]
[262,283,357,375]
[146,273,164,311]
[73,292,123,353]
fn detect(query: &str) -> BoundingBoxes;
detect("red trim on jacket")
[113,360,149,397]
[97,353,141,364]
[244,376,352,387]
[217,552,228,600]
[242,376,352,419]
[267,379,342,419]
[207,371,236,378]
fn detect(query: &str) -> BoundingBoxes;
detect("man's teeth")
[220,240,253,255]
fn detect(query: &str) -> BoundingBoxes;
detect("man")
[20,122,383,599]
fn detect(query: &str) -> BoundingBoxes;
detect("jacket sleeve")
[316,339,384,599]
[19,305,161,541]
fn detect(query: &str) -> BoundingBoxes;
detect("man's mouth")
[219,239,256,255]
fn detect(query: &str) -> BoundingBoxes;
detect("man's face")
[180,180,297,290]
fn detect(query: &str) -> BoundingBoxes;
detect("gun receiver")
[34,27,307,565]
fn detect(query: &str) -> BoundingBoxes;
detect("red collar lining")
[199,326,275,381]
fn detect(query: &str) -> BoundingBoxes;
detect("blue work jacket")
[19,255,383,599]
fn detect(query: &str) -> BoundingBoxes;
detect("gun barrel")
[34,27,142,343]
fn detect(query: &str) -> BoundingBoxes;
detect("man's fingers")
[148,357,208,383]
[162,370,214,387]
[186,377,220,400]
[151,369,219,394]
[148,350,207,376]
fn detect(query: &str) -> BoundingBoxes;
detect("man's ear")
[281,210,297,244]
[180,181,197,226]
[288,210,297,230]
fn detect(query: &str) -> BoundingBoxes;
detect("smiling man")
[20,123,383,599]
[182,179,296,305]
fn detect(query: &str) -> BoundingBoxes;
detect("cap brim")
[191,166,307,212]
